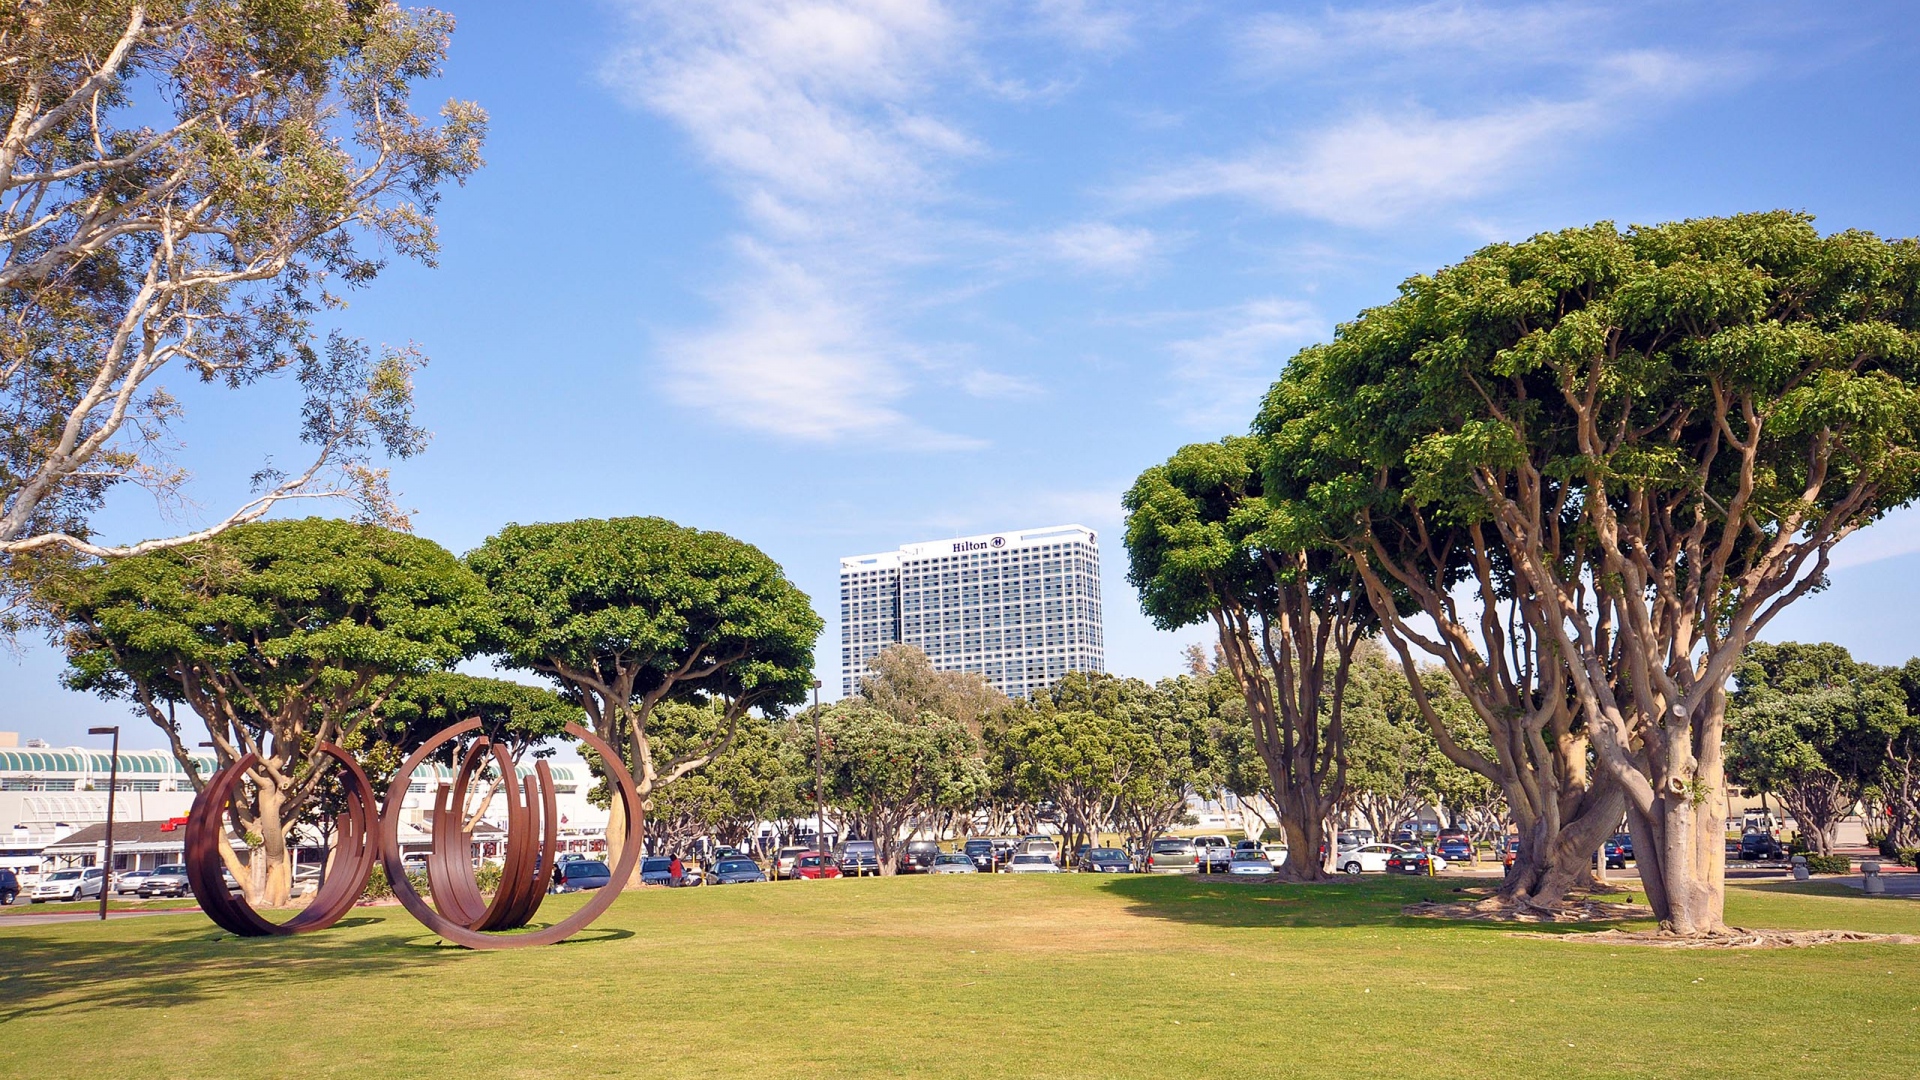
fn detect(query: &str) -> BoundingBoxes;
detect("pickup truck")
[1192,835,1234,873]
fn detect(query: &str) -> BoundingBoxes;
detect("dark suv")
[1739,832,1784,861]
[836,840,880,877]
[0,868,17,905]
[899,840,940,874]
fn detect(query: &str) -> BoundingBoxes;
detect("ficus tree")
[467,517,821,875]
[1727,642,1905,855]
[1124,436,1366,881]
[1260,212,1920,933]
[0,1,486,579]
[49,517,493,905]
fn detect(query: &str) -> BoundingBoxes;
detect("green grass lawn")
[1,874,1914,1079]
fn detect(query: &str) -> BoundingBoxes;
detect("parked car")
[556,860,612,892]
[1336,829,1374,848]
[773,846,809,880]
[930,852,978,874]
[557,852,588,865]
[1338,844,1407,875]
[899,840,941,874]
[113,869,154,896]
[1386,849,1446,875]
[1145,837,1199,873]
[640,857,675,887]
[1609,833,1634,861]
[0,868,19,905]
[1598,835,1632,870]
[710,857,768,885]
[1018,835,1061,863]
[32,866,105,903]
[963,838,998,873]
[1227,849,1276,875]
[137,864,193,899]
[1077,847,1134,873]
[1739,832,1784,861]
[1263,845,1290,867]
[836,840,881,877]
[791,851,843,879]
[1005,853,1063,874]
[1232,838,1264,856]
[1192,835,1234,873]
[1436,837,1474,865]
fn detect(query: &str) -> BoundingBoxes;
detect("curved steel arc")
[184,745,379,936]
[378,720,643,950]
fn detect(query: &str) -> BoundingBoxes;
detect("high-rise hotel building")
[839,525,1106,700]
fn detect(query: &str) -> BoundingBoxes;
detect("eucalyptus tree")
[814,699,988,874]
[645,702,804,854]
[50,518,493,905]
[1124,437,1367,880]
[467,517,820,869]
[1260,212,1920,933]
[0,2,486,573]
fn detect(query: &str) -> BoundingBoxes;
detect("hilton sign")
[952,536,1009,553]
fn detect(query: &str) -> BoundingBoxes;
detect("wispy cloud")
[1047,221,1161,273]
[606,1,996,444]
[1165,299,1322,428]
[1028,0,1141,53]
[1128,1,1738,228]
[1237,1,1602,73]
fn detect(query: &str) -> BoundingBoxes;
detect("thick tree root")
[1524,928,1920,949]
[1403,889,1652,923]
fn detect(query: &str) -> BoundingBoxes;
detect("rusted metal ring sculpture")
[184,743,379,937]
[377,719,644,950]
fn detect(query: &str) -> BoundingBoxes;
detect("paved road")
[0,906,201,928]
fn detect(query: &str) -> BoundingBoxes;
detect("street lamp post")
[810,680,825,857]
[88,726,119,920]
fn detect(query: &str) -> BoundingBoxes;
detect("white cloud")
[1239,1,1601,72]
[1165,299,1322,428]
[1047,221,1160,272]
[1029,0,1140,52]
[660,250,980,447]
[1128,23,1731,228]
[1131,99,1598,228]
[960,369,1044,399]
[603,1,971,236]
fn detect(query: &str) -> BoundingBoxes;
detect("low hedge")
[1803,853,1852,875]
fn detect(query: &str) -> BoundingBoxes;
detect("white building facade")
[839,524,1106,699]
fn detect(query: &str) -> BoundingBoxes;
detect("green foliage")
[0,0,488,559]
[814,699,988,859]
[46,518,493,899]
[1729,642,1913,854]
[473,863,503,895]
[1340,645,1499,835]
[1803,854,1852,875]
[647,702,806,846]
[467,517,821,747]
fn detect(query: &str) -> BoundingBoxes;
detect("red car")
[790,851,843,880]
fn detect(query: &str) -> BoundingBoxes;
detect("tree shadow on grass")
[0,910,461,1024]
[1094,874,1648,935]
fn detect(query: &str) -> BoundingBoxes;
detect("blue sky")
[11,0,1920,746]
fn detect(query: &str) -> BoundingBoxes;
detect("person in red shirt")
[669,854,683,887]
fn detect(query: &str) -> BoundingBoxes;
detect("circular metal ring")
[377,720,643,950]
[184,744,379,936]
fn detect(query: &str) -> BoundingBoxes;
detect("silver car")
[929,852,978,874]
[1004,853,1062,874]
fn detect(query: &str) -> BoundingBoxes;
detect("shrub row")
[1803,854,1852,875]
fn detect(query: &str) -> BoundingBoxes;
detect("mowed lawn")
[1,875,1915,1079]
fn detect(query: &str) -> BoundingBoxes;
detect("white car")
[1337,843,1407,875]
[1192,834,1234,871]
[32,867,105,902]
[1263,845,1289,867]
[1004,853,1062,873]
[1227,850,1276,875]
